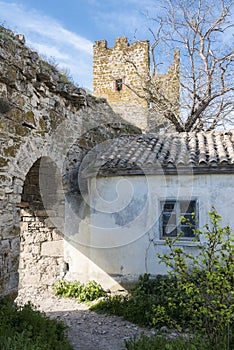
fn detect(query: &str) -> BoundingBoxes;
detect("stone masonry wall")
[19,157,65,289]
[19,209,65,289]
[93,36,180,132]
[0,26,139,297]
[93,37,150,131]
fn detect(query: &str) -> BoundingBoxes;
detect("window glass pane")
[163,225,177,237]
[163,213,176,225]
[162,201,177,237]
[183,213,195,226]
[163,201,176,212]
[180,200,195,213]
[180,226,194,237]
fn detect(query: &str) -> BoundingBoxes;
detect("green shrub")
[91,293,155,326]
[90,274,189,328]
[53,279,107,302]
[0,297,72,350]
[125,333,210,350]
[91,276,165,327]
[158,207,234,349]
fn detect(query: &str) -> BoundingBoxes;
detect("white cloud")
[0,1,93,54]
[0,1,93,89]
[27,41,70,61]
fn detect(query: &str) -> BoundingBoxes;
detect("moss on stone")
[7,66,17,83]
[3,145,17,157]
[24,111,36,127]
[49,110,65,130]
[39,117,46,131]
[0,121,9,132]
[15,95,25,109]
[12,109,24,122]
[0,157,8,167]
[15,125,29,137]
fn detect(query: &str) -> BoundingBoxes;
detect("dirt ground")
[16,287,155,350]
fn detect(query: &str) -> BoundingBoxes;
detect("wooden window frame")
[160,199,198,239]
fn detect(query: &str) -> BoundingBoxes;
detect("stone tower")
[93,36,150,131]
[93,36,180,132]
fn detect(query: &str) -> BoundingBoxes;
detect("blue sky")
[0,0,161,90]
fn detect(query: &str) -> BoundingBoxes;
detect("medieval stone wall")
[0,26,139,297]
[19,157,65,289]
[93,36,180,133]
[93,36,150,131]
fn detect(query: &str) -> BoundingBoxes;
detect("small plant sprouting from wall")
[39,54,75,86]
[0,26,15,43]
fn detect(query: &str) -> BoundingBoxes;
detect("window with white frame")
[160,200,197,239]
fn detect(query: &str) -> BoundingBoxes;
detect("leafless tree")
[127,0,234,132]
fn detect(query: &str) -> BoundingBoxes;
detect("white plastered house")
[64,129,234,291]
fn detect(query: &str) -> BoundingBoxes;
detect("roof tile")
[82,130,234,176]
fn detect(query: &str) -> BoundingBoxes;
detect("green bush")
[90,274,181,327]
[158,207,234,349]
[125,333,210,350]
[53,279,107,302]
[0,297,73,350]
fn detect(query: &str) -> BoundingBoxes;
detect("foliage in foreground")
[53,279,107,302]
[159,207,234,349]
[125,333,210,350]
[90,274,183,327]
[91,208,234,350]
[0,297,72,350]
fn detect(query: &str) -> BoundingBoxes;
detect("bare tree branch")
[126,0,234,132]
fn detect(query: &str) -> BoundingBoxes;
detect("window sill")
[153,239,199,247]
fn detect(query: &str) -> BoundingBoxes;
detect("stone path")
[16,288,155,350]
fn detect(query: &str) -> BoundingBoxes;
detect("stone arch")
[18,156,66,290]
[0,118,85,295]
[0,24,146,296]
[5,117,86,295]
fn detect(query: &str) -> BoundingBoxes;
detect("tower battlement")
[93,36,179,132]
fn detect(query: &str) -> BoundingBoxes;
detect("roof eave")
[87,164,234,177]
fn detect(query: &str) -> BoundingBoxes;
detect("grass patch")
[0,296,73,350]
[125,333,210,350]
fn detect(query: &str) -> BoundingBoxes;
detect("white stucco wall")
[64,172,234,290]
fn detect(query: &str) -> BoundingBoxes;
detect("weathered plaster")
[64,173,234,287]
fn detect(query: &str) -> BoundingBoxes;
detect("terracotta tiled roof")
[82,130,234,176]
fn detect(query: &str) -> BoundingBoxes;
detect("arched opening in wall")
[19,157,66,291]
